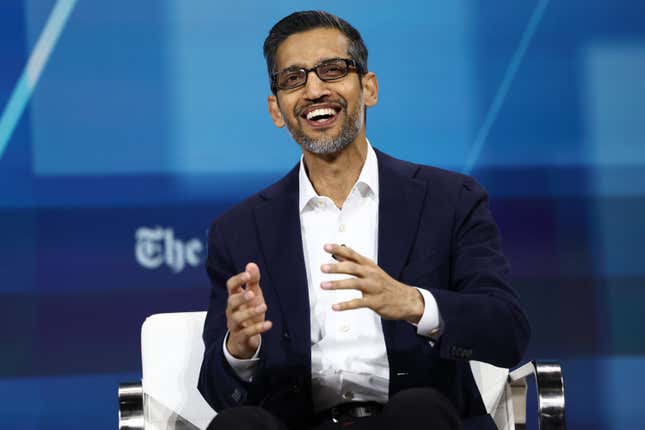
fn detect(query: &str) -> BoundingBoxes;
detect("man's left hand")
[321,243,424,323]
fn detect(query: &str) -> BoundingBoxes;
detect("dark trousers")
[208,388,463,430]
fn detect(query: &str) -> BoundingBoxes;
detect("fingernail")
[263,321,271,330]
[332,304,340,311]
[321,281,332,289]
[241,272,250,281]
[255,304,266,312]
[324,244,333,251]
[244,291,254,300]
[321,264,330,272]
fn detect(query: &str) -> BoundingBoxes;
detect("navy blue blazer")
[198,149,530,429]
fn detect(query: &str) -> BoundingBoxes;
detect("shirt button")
[343,391,354,401]
[338,324,350,333]
[339,224,346,232]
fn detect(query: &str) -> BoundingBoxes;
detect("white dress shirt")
[223,142,441,412]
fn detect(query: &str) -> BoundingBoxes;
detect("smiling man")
[198,11,530,430]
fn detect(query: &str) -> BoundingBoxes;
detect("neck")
[302,136,368,208]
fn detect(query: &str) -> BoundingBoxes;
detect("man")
[198,10,530,430]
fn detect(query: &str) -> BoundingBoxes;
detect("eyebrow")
[279,64,305,73]
[278,57,347,73]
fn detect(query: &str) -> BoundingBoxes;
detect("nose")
[302,70,331,100]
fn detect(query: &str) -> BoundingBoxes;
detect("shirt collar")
[298,140,379,213]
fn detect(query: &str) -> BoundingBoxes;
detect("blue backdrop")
[1,1,644,428]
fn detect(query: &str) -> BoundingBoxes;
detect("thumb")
[245,262,261,288]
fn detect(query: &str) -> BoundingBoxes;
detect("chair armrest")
[509,361,566,430]
[118,382,144,430]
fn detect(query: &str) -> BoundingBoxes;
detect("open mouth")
[301,105,341,127]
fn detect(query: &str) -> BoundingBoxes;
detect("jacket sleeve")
[197,220,258,411]
[429,176,531,368]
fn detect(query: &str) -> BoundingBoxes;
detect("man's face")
[267,28,378,155]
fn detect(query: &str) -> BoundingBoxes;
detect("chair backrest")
[140,312,514,429]
[141,312,216,430]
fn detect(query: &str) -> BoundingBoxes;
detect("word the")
[135,227,203,273]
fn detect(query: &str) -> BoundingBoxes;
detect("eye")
[278,70,304,88]
[319,62,346,78]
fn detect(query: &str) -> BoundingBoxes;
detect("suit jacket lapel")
[253,166,311,361]
[376,150,428,349]
[376,150,427,280]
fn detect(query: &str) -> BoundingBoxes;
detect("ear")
[268,95,285,128]
[361,72,379,107]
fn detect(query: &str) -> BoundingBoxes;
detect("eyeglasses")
[271,58,361,91]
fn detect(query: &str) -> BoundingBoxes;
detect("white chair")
[118,312,565,430]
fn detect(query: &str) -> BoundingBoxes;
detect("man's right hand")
[225,262,272,359]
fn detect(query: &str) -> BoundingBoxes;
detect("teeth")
[306,108,336,120]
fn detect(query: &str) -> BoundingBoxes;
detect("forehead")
[275,27,350,70]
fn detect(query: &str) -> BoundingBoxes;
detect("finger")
[329,243,348,262]
[227,291,246,311]
[245,262,261,287]
[226,271,251,294]
[321,277,372,292]
[332,298,367,312]
[321,261,364,277]
[230,303,267,326]
[239,320,272,338]
[227,286,260,309]
[323,243,368,264]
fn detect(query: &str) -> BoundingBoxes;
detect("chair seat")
[118,312,565,430]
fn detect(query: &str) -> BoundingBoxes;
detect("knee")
[388,387,448,409]
[207,406,282,430]
[384,388,462,430]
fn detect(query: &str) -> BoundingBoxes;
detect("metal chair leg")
[509,361,566,430]
[118,382,145,430]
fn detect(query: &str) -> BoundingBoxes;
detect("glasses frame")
[271,58,362,91]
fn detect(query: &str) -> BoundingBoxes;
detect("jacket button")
[231,388,242,403]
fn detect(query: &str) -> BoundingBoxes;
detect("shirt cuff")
[413,287,442,339]
[222,331,261,382]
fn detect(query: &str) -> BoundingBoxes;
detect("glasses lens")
[317,60,349,80]
[277,70,306,89]
[274,59,353,90]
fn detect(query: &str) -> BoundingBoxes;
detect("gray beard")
[285,102,364,155]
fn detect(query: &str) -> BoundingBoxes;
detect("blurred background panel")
[0,1,643,428]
